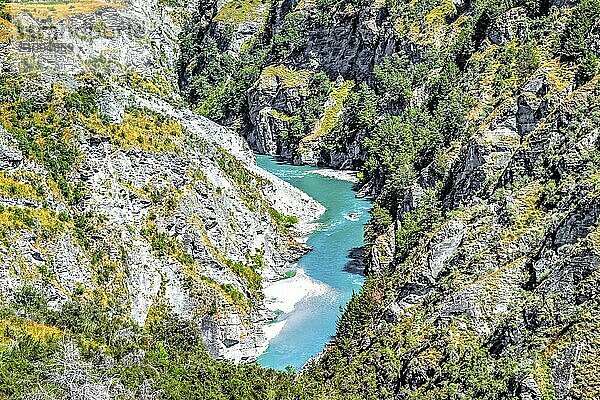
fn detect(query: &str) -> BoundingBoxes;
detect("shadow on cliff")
[344,247,366,276]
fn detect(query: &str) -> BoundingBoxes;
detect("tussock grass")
[5,1,124,20]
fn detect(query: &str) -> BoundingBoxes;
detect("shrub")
[268,207,298,231]
[561,0,600,62]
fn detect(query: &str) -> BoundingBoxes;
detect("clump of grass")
[141,221,194,267]
[213,0,271,25]
[5,1,124,20]
[0,172,44,201]
[304,80,354,141]
[268,207,298,232]
[261,65,310,89]
[0,206,71,243]
[107,107,184,152]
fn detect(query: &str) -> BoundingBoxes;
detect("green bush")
[561,0,600,62]
[268,207,299,231]
[63,86,98,117]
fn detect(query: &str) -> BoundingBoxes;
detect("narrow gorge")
[256,155,371,370]
[0,0,599,399]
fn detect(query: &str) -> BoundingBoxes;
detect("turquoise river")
[256,155,372,371]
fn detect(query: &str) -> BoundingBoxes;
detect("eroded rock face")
[246,71,307,157]
[0,130,24,169]
[3,1,181,93]
[325,69,600,397]
[486,7,529,45]
[241,1,396,168]
[0,0,324,363]
[246,70,368,168]
[292,3,396,82]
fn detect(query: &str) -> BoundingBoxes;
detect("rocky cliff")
[1,0,599,398]
[297,0,600,398]
[178,0,386,168]
[0,0,323,364]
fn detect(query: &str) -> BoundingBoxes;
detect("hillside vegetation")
[181,0,600,397]
[0,0,599,398]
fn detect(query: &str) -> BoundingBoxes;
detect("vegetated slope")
[185,0,600,398]
[0,1,328,398]
[0,0,599,399]
[295,0,599,399]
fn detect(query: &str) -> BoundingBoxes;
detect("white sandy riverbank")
[310,169,359,183]
[262,268,329,340]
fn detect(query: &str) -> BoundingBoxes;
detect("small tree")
[0,1,8,20]
[561,0,600,61]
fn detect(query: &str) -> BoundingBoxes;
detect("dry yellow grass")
[109,108,184,152]
[0,171,43,201]
[0,18,17,42]
[303,80,354,142]
[0,318,62,344]
[5,1,124,20]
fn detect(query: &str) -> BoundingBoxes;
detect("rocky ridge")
[295,0,600,398]
[179,0,392,168]
[0,0,324,363]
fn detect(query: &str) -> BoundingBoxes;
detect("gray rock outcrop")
[0,0,324,363]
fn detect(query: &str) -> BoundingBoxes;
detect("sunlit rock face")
[0,0,324,363]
